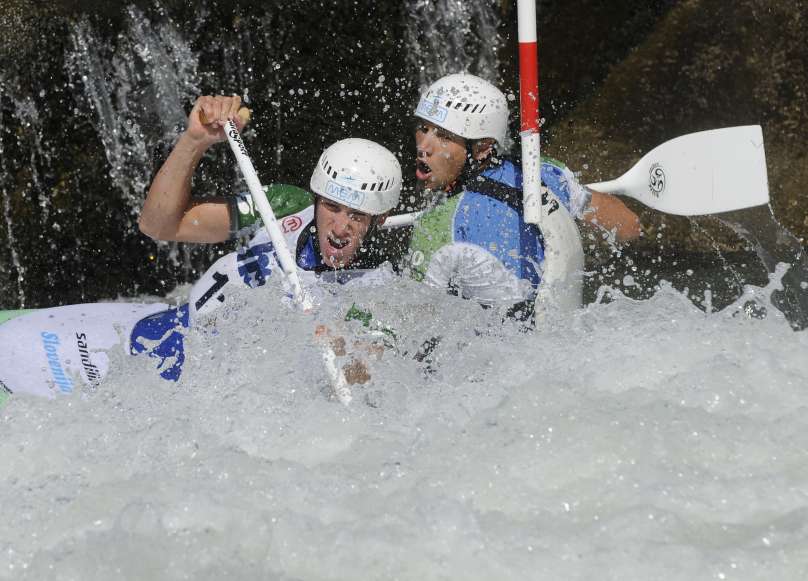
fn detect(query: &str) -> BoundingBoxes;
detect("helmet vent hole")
[331,171,337,179]
[361,183,368,190]
[479,104,486,113]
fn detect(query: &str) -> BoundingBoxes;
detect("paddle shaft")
[222,120,351,403]
[223,120,310,308]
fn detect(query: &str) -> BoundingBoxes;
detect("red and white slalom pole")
[518,0,542,226]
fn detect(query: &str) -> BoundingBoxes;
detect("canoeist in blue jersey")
[405,73,641,318]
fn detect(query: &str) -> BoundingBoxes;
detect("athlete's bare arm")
[139,95,246,243]
[584,191,642,242]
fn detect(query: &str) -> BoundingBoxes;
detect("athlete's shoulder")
[230,183,314,239]
[479,155,574,184]
[541,155,571,172]
[474,155,587,217]
[540,156,576,185]
[263,183,314,217]
[539,157,589,217]
[466,159,524,214]
[481,157,521,189]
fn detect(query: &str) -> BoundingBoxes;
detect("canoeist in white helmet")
[0,96,401,401]
[141,96,400,275]
[406,73,641,319]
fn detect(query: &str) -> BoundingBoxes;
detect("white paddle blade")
[587,125,770,215]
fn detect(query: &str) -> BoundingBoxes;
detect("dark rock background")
[542,0,808,250]
[1,0,806,309]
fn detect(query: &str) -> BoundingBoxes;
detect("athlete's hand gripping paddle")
[219,111,352,405]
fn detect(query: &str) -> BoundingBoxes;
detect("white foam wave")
[2,277,807,580]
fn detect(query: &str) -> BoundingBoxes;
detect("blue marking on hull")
[130,304,190,382]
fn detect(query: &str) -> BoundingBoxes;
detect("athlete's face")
[315,198,375,268]
[414,120,468,192]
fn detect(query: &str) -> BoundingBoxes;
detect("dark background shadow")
[0,0,805,309]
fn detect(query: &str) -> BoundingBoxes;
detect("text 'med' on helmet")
[310,138,402,215]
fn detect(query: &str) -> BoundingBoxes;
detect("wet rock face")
[543,0,808,245]
[0,1,416,308]
[0,0,806,308]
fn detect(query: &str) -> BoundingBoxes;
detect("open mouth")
[416,159,432,181]
[327,234,348,250]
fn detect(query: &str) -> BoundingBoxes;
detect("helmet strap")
[459,141,499,188]
[359,216,386,255]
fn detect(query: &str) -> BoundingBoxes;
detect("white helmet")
[414,73,509,150]
[310,138,401,215]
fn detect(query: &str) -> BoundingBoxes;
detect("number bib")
[188,205,315,319]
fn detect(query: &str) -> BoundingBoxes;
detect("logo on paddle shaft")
[228,124,249,157]
[649,163,666,197]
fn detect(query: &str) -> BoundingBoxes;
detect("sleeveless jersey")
[406,158,588,307]
[0,185,388,399]
[130,187,318,383]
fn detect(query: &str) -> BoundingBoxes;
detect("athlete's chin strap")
[354,214,392,265]
[459,141,502,191]
[463,142,483,178]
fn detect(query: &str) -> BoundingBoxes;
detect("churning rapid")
[2,0,808,579]
[2,272,807,580]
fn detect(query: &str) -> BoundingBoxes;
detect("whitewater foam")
[1,276,807,580]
